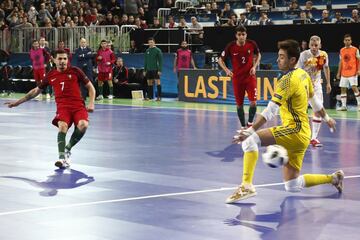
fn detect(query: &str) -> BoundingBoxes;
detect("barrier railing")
[119,25,138,52]
[157,8,171,27]
[57,26,87,52]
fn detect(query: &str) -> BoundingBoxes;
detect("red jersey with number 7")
[220,40,259,82]
[38,67,89,108]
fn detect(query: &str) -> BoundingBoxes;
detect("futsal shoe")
[247,122,253,128]
[108,95,114,100]
[310,139,323,147]
[337,106,347,111]
[332,170,344,193]
[226,184,257,204]
[55,159,70,169]
[156,97,161,101]
[96,95,104,100]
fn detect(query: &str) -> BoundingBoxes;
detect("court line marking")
[0,175,358,217]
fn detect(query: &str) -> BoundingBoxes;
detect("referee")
[144,37,163,101]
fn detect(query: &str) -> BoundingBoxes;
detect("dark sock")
[237,106,246,127]
[58,132,66,159]
[109,86,113,95]
[65,128,85,151]
[98,85,103,95]
[148,85,153,99]
[248,105,257,124]
[157,85,162,98]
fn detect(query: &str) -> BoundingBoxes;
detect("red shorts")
[233,75,257,106]
[98,72,112,81]
[33,68,45,82]
[52,107,88,128]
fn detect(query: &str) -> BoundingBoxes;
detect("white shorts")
[339,76,358,88]
[309,84,323,109]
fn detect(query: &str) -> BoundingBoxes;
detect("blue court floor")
[0,99,359,240]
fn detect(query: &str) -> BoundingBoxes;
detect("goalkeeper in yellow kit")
[226,40,343,203]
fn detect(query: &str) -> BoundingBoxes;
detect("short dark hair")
[235,25,247,33]
[101,39,107,43]
[148,37,155,42]
[54,49,69,57]
[344,34,351,39]
[32,40,38,44]
[277,39,300,61]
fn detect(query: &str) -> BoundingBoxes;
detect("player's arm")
[309,92,336,131]
[336,55,342,79]
[173,53,177,73]
[324,65,331,94]
[218,44,233,77]
[250,52,261,75]
[85,81,95,112]
[5,87,42,108]
[191,54,197,69]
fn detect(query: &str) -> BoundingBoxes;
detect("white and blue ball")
[262,145,289,168]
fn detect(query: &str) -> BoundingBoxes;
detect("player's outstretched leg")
[64,120,88,165]
[55,121,70,169]
[236,105,246,128]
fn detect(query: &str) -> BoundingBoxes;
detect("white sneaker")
[226,184,257,204]
[55,159,70,169]
[337,106,347,111]
[46,93,51,100]
[332,170,344,193]
[108,95,114,100]
[35,94,42,100]
[96,95,104,100]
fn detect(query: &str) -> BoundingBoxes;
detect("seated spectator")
[150,17,162,28]
[113,57,129,85]
[113,15,121,26]
[120,14,129,26]
[129,40,141,53]
[128,15,135,25]
[297,11,311,23]
[202,3,212,14]
[289,0,301,11]
[300,40,308,51]
[334,12,346,24]
[104,12,114,25]
[304,1,317,10]
[221,2,235,19]
[245,2,256,13]
[189,16,203,45]
[211,2,222,17]
[222,14,238,26]
[134,16,147,29]
[258,12,273,25]
[78,16,87,26]
[318,9,331,24]
[178,16,188,29]
[239,12,252,26]
[167,15,178,28]
[351,9,359,23]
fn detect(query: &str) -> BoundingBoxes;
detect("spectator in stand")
[164,0,174,8]
[129,40,141,53]
[222,14,238,27]
[351,9,359,23]
[211,2,222,17]
[44,17,53,27]
[96,40,116,100]
[108,0,122,16]
[8,14,19,29]
[74,38,94,100]
[55,17,63,27]
[258,12,273,25]
[298,11,311,24]
[85,8,98,26]
[17,16,33,28]
[29,40,51,99]
[120,14,128,25]
[167,15,178,28]
[128,15,135,25]
[113,15,121,26]
[56,41,71,66]
[113,57,129,97]
[239,12,252,26]
[189,16,203,39]
[304,1,317,10]
[138,7,146,21]
[38,3,54,24]
[124,0,142,15]
[150,17,162,28]
[334,11,346,24]
[202,3,212,14]
[0,20,9,30]
[301,40,308,51]
[245,2,256,13]
[134,16,147,29]
[97,3,108,15]
[178,16,188,29]
[289,0,301,11]
[318,9,331,24]
[27,6,38,23]
[104,12,114,25]
[78,16,87,26]
[221,2,235,19]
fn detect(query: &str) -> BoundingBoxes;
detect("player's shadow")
[206,144,243,162]
[224,193,341,239]
[2,168,95,197]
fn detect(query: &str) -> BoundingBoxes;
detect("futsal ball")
[262,145,289,168]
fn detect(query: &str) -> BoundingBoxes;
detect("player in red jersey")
[5,50,96,169]
[218,26,261,129]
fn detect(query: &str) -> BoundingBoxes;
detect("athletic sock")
[311,116,322,140]
[157,85,162,98]
[98,85,103,96]
[58,132,66,159]
[248,105,257,124]
[109,86,113,96]
[303,174,332,187]
[148,86,154,99]
[242,151,259,185]
[237,106,246,127]
[65,128,85,151]
[341,94,347,107]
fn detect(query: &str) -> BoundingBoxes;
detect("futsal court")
[0,96,359,240]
